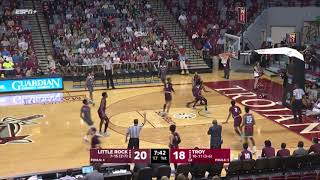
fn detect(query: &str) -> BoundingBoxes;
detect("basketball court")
[0,71,318,178]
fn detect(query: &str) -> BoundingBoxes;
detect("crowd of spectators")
[164,0,263,56]
[42,0,180,75]
[165,0,320,57]
[0,0,39,78]
[240,137,320,160]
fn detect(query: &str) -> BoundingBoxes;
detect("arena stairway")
[25,0,53,74]
[149,0,212,73]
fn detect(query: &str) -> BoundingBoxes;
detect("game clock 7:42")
[151,149,169,164]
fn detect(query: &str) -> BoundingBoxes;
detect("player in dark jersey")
[163,77,175,115]
[91,128,101,149]
[80,99,95,142]
[192,72,205,105]
[98,92,109,136]
[187,79,209,112]
[239,142,253,160]
[241,106,256,153]
[192,72,201,87]
[85,71,95,105]
[159,60,168,84]
[224,100,242,139]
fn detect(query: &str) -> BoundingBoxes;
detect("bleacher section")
[0,0,39,78]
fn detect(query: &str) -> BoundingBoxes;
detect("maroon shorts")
[244,126,254,137]
[234,116,242,127]
[165,93,172,102]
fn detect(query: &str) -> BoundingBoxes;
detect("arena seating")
[0,0,38,78]
[226,154,320,179]
[15,164,131,179]
[163,0,320,56]
[163,0,261,56]
[42,0,180,77]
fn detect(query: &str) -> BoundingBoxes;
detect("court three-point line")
[136,111,156,128]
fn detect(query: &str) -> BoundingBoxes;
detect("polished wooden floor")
[0,71,312,178]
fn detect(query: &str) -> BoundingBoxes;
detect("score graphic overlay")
[90,149,150,163]
[151,149,170,164]
[90,149,230,164]
[170,149,230,164]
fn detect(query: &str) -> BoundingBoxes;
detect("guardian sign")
[0,77,63,93]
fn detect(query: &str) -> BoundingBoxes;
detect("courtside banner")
[0,77,63,93]
[90,149,230,164]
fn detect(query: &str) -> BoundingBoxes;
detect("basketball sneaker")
[252,146,257,154]
[103,132,110,137]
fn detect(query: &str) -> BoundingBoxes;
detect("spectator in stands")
[212,176,221,180]
[2,58,14,69]
[1,47,11,57]
[176,173,187,180]
[308,137,320,154]
[203,39,212,58]
[25,68,34,77]
[306,99,320,116]
[84,163,104,180]
[306,84,318,103]
[48,55,56,74]
[18,37,29,51]
[239,142,253,160]
[293,141,308,156]
[160,176,169,180]
[59,169,76,180]
[178,46,189,75]
[261,140,275,158]
[276,143,290,157]
[178,13,187,26]
[58,57,70,74]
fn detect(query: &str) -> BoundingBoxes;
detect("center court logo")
[0,115,44,144]
[174,113,197,119]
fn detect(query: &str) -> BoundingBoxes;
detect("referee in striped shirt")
[125,112,147,149]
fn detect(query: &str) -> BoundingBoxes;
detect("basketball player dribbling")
[163,77,175,115]
[80,99,95,142]
[187,79,209,113]
[241,106,256,153]
[98,92,109,136]
[85,71,95,105]
[224,100,242,140]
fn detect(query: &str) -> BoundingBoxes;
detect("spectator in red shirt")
[308,137,320,154]
[261,140,275,158]
[276,143,290,157]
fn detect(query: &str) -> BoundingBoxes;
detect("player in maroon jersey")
[239,142,253,160]
[241,106,256,153]
[163,77,175,115]
[224,100,242,139]
[98,92,109,136]
[187,79,209,112]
